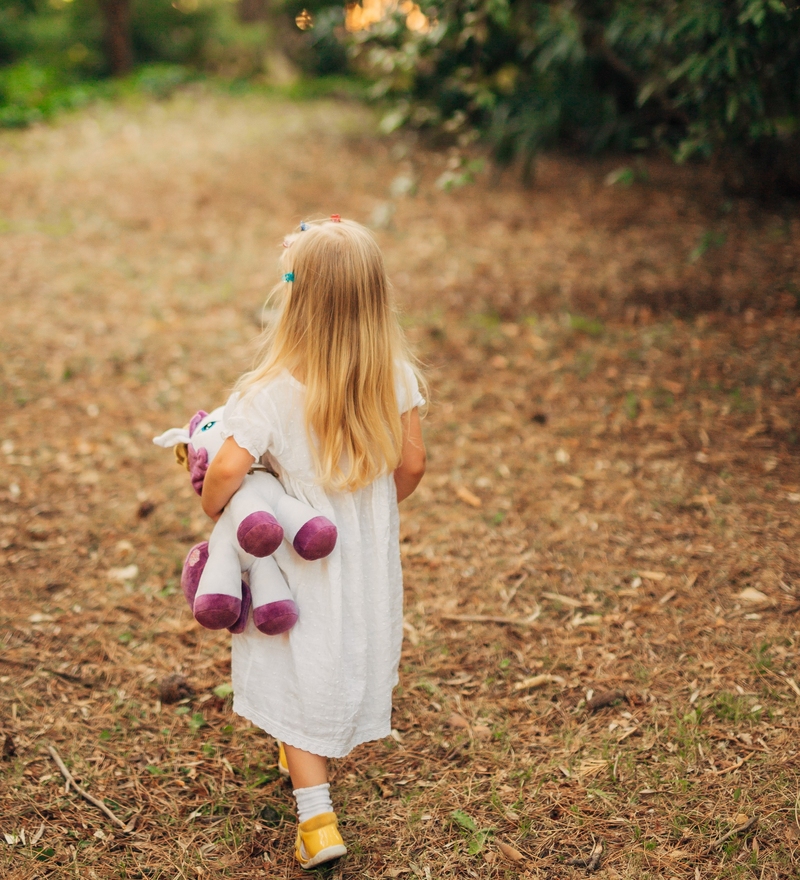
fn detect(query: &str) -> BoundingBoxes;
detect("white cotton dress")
[220,364,424,759]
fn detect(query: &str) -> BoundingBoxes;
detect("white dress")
[220,364,424,758]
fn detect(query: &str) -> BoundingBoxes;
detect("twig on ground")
[0,657,91,687]
[566,835,603,872]
[48,745,136,832]
[441,610,540,626]
[709,814,758,849]
[707,754,754,775]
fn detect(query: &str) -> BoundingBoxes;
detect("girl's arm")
[394,407,426,502]
[201,436,256,521]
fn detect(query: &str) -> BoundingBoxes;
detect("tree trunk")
[99,0,133,76]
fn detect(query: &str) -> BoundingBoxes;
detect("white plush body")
[200,475,293,613]
[154,406,336,635]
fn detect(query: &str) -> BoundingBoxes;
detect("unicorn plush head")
[153,406,226,495]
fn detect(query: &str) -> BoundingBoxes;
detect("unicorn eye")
[201,421,217,432]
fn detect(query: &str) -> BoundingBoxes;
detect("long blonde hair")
[236,218,421,491]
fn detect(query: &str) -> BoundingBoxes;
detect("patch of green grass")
[569,314,605,338]
[450,809,494,855]
[752,641,773,673]
[689,229,726,263]
[469,310,503,333]
[728,387,756,414]
[650,386,674,409]
[711,692,751,724]
[0,62,194,129]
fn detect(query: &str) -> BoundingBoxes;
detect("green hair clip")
[283,272,294,282]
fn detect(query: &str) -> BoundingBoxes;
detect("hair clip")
[283,272,294,282]
[330,214,341,223]
[300,221,309,231]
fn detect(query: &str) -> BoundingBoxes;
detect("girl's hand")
[201,437,256,520]
[394,408,426,502]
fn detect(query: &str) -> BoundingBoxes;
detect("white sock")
[293,783,333,825]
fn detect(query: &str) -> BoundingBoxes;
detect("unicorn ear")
[153,427,192,448]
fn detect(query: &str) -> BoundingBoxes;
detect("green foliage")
[0,0,272,127]
[0,60,192,127]
[450,809,493,855]
[338,0,800,191]
[0,61,91,126]
[1,0,267,71]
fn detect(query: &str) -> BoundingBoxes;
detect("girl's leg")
[283,744,328,788]
[283,745,346,868]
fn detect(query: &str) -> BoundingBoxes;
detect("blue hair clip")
[283,272,294,282]
[300,222,309,231]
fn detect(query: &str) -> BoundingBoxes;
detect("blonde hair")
[236,218,422,492]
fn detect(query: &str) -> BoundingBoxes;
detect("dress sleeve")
[395,360,426,414]
[220,390,280,460]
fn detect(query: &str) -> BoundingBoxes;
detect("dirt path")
[1,89,799,878]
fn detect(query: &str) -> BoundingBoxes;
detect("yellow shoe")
[277,742,290,779]
[295,812,347,870]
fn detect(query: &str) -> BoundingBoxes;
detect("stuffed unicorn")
[153,407,337,635]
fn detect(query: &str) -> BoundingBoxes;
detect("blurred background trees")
[0,0,798,195]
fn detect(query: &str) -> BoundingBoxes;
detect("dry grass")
[1,87,799,879]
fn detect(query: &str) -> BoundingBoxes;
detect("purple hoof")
[253,599,299,635]
[181,542,209,610]
[293,517,338,561]
[238,512,283,558]
[227,581,252,634]
[193,594,241,630]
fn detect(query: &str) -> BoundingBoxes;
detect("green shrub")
[341,0,800,193]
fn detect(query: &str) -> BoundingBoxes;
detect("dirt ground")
[1,88,799,879]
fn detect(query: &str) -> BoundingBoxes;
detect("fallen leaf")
[743,423,766,439]
[785,677,800,698]
[571,613,602,627]
[513,674,566,691]
[456,486,482,508]
[497,841,524,862]
[738,587,769,604]
[107,565,139,582]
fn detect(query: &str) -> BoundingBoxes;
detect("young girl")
[200,216,426,869]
